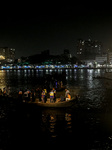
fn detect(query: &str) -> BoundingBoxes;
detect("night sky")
[0,2,112,58]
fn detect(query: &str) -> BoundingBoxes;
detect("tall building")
[76,39,102,60]
[63,49,72,58]
[0,47,15,63]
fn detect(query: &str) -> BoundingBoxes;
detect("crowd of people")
[0,87,11,98]
[0,85,73,103]
[17,87,72,103]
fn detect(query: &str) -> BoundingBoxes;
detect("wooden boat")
[27,96,78,108]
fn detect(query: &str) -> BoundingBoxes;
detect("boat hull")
[28,97,77,108]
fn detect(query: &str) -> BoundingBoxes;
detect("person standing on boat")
[41,89,45,103]
[65,89,70,98]
[27,89,31,102]
[44,88,47,103]
[18,88,23,103]
[31,89,35,102]
[0,88,3,98]
[3,87,7,98]
[60,81,63,88]
[36,87,41,102]
[53,87,56,102]
[50,90,54,103]
[6,86,11,97]
[23,89,28,102]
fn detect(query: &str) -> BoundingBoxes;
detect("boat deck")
[26,97,77,108]
[27,97,64,104]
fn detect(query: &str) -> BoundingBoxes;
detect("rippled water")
[1,69,112,149]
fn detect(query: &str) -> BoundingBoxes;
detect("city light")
[0,55,5,60]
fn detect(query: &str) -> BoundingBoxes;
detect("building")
[0,47,15,63]
[76,38,102,61]
[107,52,112,64]
[63,49,72,58]
[95,54,107,65]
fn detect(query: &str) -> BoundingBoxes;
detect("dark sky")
[0,2,112,58]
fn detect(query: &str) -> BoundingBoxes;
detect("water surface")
[0,68,112,149]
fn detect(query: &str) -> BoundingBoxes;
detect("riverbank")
[0,67,111,71]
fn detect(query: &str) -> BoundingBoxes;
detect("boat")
[27,96,78,108]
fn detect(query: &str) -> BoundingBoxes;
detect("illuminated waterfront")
[0,68,112,149]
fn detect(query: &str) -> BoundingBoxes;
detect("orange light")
[0,55,5,60]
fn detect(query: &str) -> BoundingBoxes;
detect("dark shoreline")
[0,67,110,70]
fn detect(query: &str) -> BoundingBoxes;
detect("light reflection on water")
[1,68,112,149]
[0,68,108,104]
[41,109,72,141]
[0,68,108,109]
[0,70,7,89]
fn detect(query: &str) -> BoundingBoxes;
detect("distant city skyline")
[0,3,112,58]
[0,37,107,59]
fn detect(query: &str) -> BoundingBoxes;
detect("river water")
[0,68,112,149]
